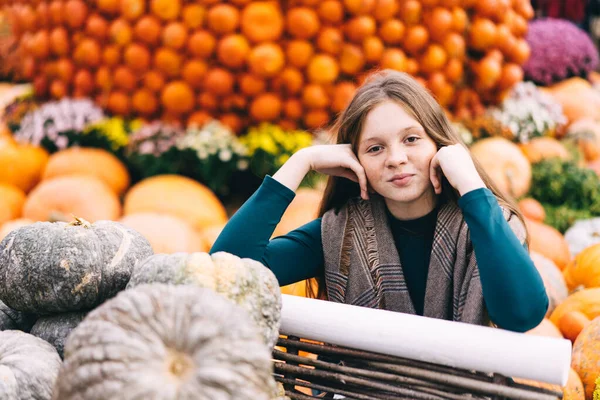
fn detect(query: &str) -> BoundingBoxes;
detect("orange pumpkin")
[530,252,568,317]
[543,78,600,125]
[518,198,546,223]
[42,147,130,195]
[514,369,584,400]
[0,183,26,227]
[526,219,571,270]
[470,137,531,199]
[23,175,121,222]
[201,223,226,251]
[519,137,570,164]
[0,138,49,192]
[119,212,208,254]
[567,118,600,162]
[559,310,591,342]
[273,188,322,238]
[0,218,35,242]
[123,174,228,232]
[563,243,600,291]
[550,288,600,329]
[571,316,600,399]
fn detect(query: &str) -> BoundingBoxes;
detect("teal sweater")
[211,176,548,332]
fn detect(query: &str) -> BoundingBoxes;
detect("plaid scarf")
[321,194,526,325]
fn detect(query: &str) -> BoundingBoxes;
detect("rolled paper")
[280,294,572,386]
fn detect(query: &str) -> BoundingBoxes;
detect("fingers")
[429,153,442,195]
[343,159,368,200]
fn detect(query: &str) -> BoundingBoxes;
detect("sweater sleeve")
[210,175,324,286]
[458,188,549,332]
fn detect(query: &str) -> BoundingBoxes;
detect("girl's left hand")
[429,144,486,196]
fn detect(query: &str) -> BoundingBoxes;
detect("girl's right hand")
[302,144,369,200]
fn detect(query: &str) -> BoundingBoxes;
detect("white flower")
[218,149,232,162]
[237,159,249,170]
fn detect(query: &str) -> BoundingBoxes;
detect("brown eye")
[367,145,382,153]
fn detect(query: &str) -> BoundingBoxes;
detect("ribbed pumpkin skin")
[550,288,600,327]
[572,317,600,399]
[0,330,62,400]
[0,219,153,314]
[53,284,279,400]
[127,252,282,348]
[0,299,36,332]
[30,312,87,359]
[563,243,600,290]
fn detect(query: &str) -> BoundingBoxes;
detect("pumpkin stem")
[68,215,92,228]
[166,350,194,379]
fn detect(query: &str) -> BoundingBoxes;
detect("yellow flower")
[277,154,290,166]
[594,376,600,400]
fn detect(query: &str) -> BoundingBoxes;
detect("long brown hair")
[306,69,527,299]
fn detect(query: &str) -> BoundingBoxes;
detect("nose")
[385,144,408,167]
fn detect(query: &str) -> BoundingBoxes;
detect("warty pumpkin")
[519,137,571,164]
[526,219,572,270]
[127,251,282,348]
[30,312,87,359]
[23,175,121,222]
[0,183,26,227]
[0,299,36,332]
[0,138,49,192]
[120,212,208,254]
[565,217,600,258]
[42,147,131,195]
[530,252,569,316]
[0,330,62,400]
[123,174,228,232]
[470,137,532,199]
[0,218,34,242]
[563,242,600,291]
[571,316,600,399]
[0,217,153,314]
[53,284,280,400]
[273,187,322,238]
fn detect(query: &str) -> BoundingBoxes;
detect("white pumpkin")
[564,218,600,257]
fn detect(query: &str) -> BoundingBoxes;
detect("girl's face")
[357,100,439,219]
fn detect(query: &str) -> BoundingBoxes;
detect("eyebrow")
[360,126,424,145]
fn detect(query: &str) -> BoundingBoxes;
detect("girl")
[212,70,548,332]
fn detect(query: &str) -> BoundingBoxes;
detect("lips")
[389,173,414,187]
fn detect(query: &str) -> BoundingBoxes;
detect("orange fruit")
[151,0,181,21]
[97,0,119,15]
[345,16,376,43]
[102,45,121,67]
[162,22,188,49]
[65,0,88,29]
[279,120,298,131]
[182,4,206,29]
[304,109,330,129]
[476,56,502,89]
[217,34,250,68]
[132,88,158,116]
[318,1,344,24]
[219,113,243,134]
[221,94,247,111]
[444,57,463,83]
[109,18,133,47]
[21,57,36,81]
[286,40,314,68]
[35,3,50,28]
[443,32,465,59]
[49,27,70,56]
[107,91,130,115]
[113,66,137,91]
[272,67,304,95]
[241,2,284,43]
[425,7,453,42]
[399,0,422,25]
[307,54,339,84]
[207,4,240,35]
[85,13,109,40]
[344,0,375,15]
[339,44,365,75]
[302,84,329,109]
[30,30,50,60]
[73,39,101,68]
[74,69,94,95]
[363,36,384,63]
[509,38,530,64]
[204,68,234,96]
[55,58,74,82]
[239,73,266,96]
[187,111,212,128]
[187,31,216,58]
[419,44,447,74]
[134,16,162,45]
[181,60,208,89]
[380,48,407,72]
[378,19,404,45]
[373,0,400,22]
[250,93,282,121]
[403,25,429,54]
[144,70,166,92]
[469,18,497,51]
[33,76,48,97]
[95,66,112,91]
[49,80,67,99]
[451,7,467,32]
[284,98,303,119]
[121,0,145,21]
[161,81,195,115]
[153,47,182,77]
[124,43,151,72]
[317,27,343,55]
[198,92,219,111]
[332,81,356,113]
[406,58,419,75]
[498,63,523,89]
[248,43,285,78]
[286,7,320,39]
[496,23,516,55]
[49,1,64,26]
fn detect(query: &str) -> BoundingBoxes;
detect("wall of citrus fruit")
[2,0,533,133]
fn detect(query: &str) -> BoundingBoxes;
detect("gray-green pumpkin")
[0,330,62,400]
[0,217,153,314]
[30,312,87,359]
[0,299,37,332]
[127,251,282,348]
[53,283,279,400]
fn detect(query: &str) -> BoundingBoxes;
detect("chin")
[374,186,427,203]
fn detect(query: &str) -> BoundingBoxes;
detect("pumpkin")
[0,138,49,192]
[526,318,563,338]
[42,147,130,195]
[470,137,532,199]
[127,251,281,348]
[550,288,600,328]
[515,368,584,400]
[53,284,279,400]
[0,330,62,400]
[572,316,600,399]
[23,175,121,222]
[0,299,36,332]
[273,187,322,238]
[0,218,34,242]
[566,118,600,162]
[0,183,25,226]
[124,174,228,232]
[558,310,591,342]
[530,252,569,316]
[543,78,600,124]
[201,223,226,251]
[519,137,571,164]
[526,219,571,270]
[30,312,87,359]
[563,243,600,291]
[0,217,153,314]
[120,212,208,254]
[518,198,546,223]
[565,218,600,258]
